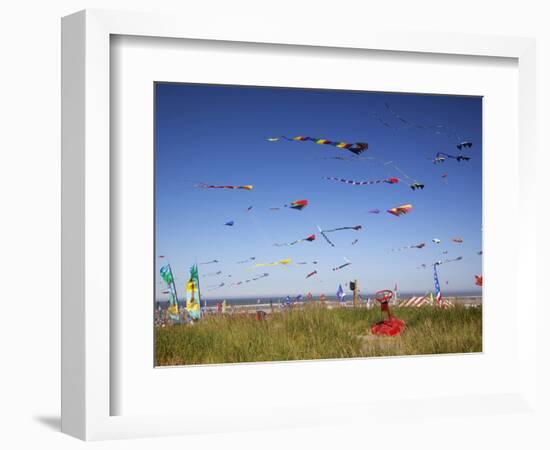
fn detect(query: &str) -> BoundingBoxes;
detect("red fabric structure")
[371,317,406,337]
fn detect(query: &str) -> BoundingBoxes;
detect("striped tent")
[398,295,431,308]
[440,298,455,309]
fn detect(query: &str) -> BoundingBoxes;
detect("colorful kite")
[274,234,315,247]
[270,199,309,211]
[252,258,292,268]
[306,270,318,279]
[387,204,413,216]
[288,199,308,210]
[475,275,483,286]
[323,176,399,186]
[267,135,368,155]
[196,183,253,190]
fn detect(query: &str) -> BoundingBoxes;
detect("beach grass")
[155,305,482,366]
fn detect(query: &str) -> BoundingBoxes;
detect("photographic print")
[154,83,482,366]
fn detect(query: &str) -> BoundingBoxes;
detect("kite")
[442,250,449,254]
[351,239,359,245]
[224,221,235,226]
[297,261,318,265]
[196,183,253,190]
[444,256,463,263]
[391,242,426,252]
[332,258,352,271]
[410,183,425,190]
[207,282,225,291]
[237,257,256,264]
[324,225,362,233]
[478,250,483,255]
[246,206,253,212]
[475,275,483,286]
[200,259,219,265]
[432,152,471,164]
[274,234,315,247]
[306,270,318,279]
[267,135,368,155]
[457,141,473,150]
[452,238,464,243]
[270,199,309,211]
[372,102,469,147]
[432,238,441,244]
[229,273,269,287]
[387,204,413,216]
[323,176,399,186]
[204,270,222,277]
[252,259,292,268]
[368,209,381,214]
[317,225,362,247]
[252,273,270,281]
[288,200,308,210]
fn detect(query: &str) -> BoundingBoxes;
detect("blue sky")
[155,83,482,299]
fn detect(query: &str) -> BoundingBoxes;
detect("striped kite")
[387,204,413,216]
[196,183,253,190]
[252,258,292,268]
[267,136,368,155]
[323,176,399,186]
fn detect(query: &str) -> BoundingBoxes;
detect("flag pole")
[195,259,203,315]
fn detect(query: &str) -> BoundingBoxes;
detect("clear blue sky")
[155,83,482,299]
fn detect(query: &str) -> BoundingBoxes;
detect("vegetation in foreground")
[155,305,482,366]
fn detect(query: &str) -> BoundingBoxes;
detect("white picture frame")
[61,9,538,441]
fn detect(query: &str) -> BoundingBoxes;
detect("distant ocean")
[156,291,482,308]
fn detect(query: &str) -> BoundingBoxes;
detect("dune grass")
[155,305,482,366]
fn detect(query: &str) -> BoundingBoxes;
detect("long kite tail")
[323,176,399,186]
[196,183,253,190]
[268,136,368,155]
[318,229,335,247]
[323,225,362,233]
